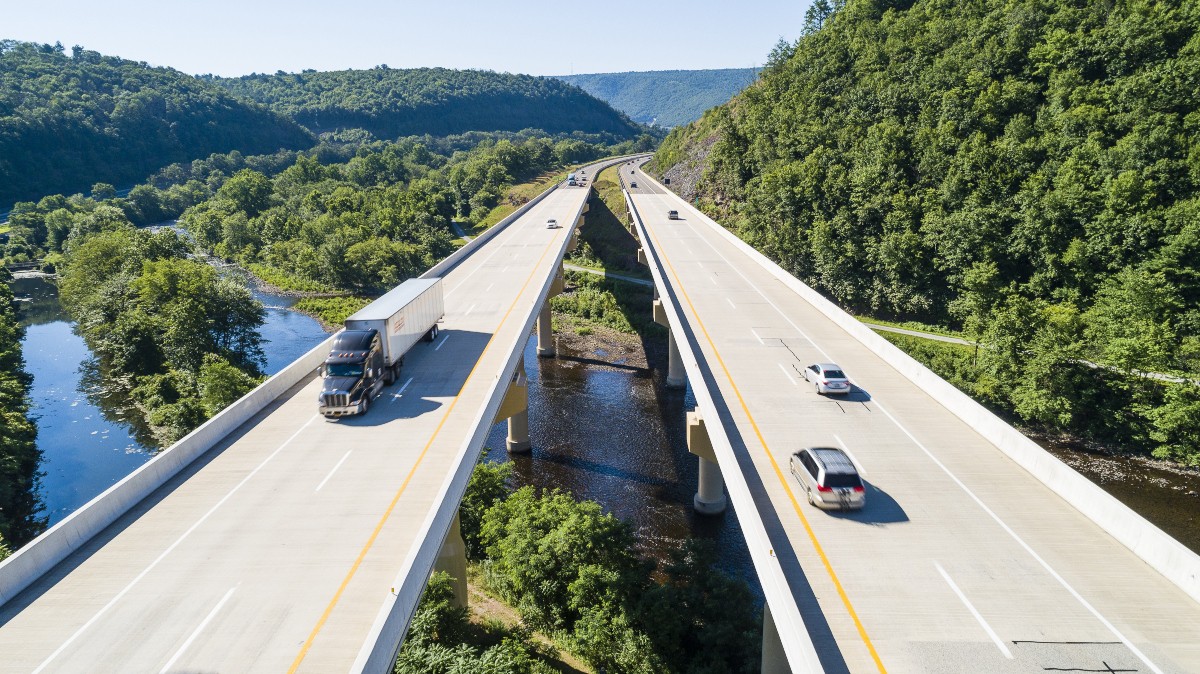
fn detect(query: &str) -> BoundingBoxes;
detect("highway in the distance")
[0,169,600,672]
[624,163,1200,674]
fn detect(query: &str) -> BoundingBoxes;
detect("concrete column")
[496,362,531,453]
[696,456,726,514]
[536,268,565,358]
[687,412,726,514]
[761,603,789,674]
[666,330,685,389]
[536,301,555,357]
[653,298,685,389]
[433,513,468,609]
[507,408,530,454]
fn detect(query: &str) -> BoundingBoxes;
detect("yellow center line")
[289,211,564,672]
[642,211,887,673]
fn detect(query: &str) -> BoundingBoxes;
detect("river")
[12,276,331,524]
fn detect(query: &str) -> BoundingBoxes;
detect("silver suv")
[789,447,865,510]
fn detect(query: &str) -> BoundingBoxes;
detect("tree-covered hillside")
[0,41,314,209]
[214,68,645,141]
[558,69,756,127]
[650,0,1200,463]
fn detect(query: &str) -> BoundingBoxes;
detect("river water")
[12,276,331,524]
[485,335,760,591]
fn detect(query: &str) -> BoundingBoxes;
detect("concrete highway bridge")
[0,155,1198,673]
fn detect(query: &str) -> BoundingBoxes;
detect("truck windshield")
[326,363,364,378]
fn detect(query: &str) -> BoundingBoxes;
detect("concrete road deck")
[626,166,1200,674]
[0,170,601,673]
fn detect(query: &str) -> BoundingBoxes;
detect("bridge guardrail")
[353,155,646,673]
[422,153,646,282]
[0,155,641,611]
[624,184,827,673]
[0,335,336,607]
[642,170,1200,606]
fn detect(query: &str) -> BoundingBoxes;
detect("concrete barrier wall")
[422,154,643,281]
[354,155,641,673]
[639,170,1200,605]
[624,188,827,673]
[0,156,635,607]
[0,335,336,607]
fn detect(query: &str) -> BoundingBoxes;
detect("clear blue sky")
[6,0,811,77]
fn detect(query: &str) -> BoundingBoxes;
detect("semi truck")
[318,277,445,417]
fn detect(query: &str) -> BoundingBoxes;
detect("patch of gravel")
[655,134,720,203]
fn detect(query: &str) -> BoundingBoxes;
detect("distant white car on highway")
[667,210,680,220]
[546,218,560,229]
[803,363,851,394]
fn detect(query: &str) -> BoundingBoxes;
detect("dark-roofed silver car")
[789,447,866,510]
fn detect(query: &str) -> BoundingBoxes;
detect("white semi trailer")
[318,277,445,417]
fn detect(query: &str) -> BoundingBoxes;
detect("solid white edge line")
[874,401,1164,674]
[158,586,238,673]
[832,434,866,478]
[934,562,1012,659]
[315,450,353,493]
[682,191,1165,674]
[33,416,319,673]
[778,362,797,386]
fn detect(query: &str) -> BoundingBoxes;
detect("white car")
[546,219,561,229]
[803,363,851,394]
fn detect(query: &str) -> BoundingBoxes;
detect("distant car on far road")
[546,219,560,229]
[667,210,680,220]
[803,363,851,394]
[630,182,638,188]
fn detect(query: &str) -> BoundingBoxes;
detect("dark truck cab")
[319,330,388,417]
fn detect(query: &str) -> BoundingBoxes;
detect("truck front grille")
[323,393,350,407]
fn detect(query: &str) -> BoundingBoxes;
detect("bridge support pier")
[761,603,789,674]
[653,299,686,389]
[496,361,531,453]
[687,412,726,514]
[567,216,583,252]
[537,267,566,357]
[433,513,468,609]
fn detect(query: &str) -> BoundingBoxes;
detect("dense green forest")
[396,457,760,674]
[558,69,756,127]
[0,41,313,209]
[178,135,629,294]
[2,131,631,443]
[213,68,646,141]
[56,222,266,444]
[0,270,41,550]
[650,0,1200,463]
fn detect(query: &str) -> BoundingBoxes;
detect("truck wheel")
[361,395,371,414]
[384,366,395,385]
[426,324,438,342]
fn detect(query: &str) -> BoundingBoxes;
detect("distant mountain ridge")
[213,68,645,141]
[556,69,756,127]
[0,41,313,208]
